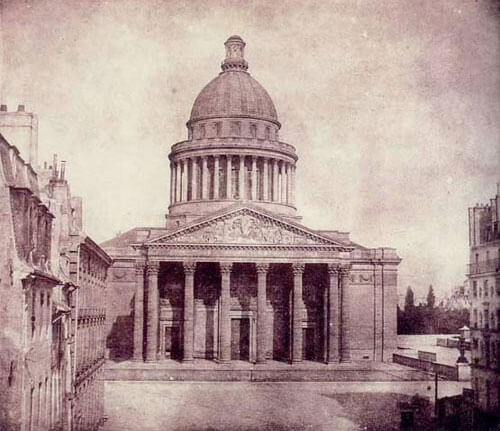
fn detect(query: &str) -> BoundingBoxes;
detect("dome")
[189,36,279,125]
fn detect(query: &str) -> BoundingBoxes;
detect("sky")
[0,0,499,300]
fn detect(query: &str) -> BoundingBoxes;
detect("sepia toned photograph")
[0,1,499,430]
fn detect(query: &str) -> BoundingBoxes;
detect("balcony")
[468,258,500,275]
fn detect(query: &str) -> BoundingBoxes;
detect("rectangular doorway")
[231,318,250,361]
[164,326,182,360]
[302,327,315,360]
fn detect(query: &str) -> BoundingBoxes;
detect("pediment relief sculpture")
[164,212,334,246]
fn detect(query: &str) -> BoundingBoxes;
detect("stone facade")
[103,36,401,366]
[468,187,500,420]
[0,108,111,431]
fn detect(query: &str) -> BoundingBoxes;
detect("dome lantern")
[222,35,248,71]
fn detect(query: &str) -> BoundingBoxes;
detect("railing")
[468,258,500,275]
[393,353,459,380]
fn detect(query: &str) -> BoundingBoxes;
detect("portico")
[133,258,351,365]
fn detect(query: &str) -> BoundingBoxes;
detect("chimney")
[52,154,58,179]
[17,104,25,112]
[60,160,66,181]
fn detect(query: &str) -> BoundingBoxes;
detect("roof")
[189,71,278,124]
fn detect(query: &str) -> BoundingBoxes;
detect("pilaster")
[256,262,269,363]
[183,261,196,362]
[327,263,340,363]
[291,263,305,363]
[340,264,351,362]
[145,262,160,362]
[219,262,233,362]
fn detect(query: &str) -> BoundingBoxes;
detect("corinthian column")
[201,156,209,199]
[133,261,146,361]
[191,158,198,200]
[145,262,160,362]
[175,162,181,203]
[256,263,269,363]
[169,163,174,205]
[214,156,220,199]
[327,264,340,363]
[251,156,257,200]
[340,265,351,362]
[181,160,188,201]
[219,262,232,363]
[183,261,196,362]
[280,162,287,204]
[239,156,246,200]
[291,263,305,363]
[226,155,232,199]
[262,158,269,200]
[272,159,279,202]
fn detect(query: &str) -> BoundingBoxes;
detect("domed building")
[103,36,401,367]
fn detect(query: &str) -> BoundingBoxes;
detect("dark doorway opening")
[231,318,250,361]
[302,327,315,360]
[165,326,182,360]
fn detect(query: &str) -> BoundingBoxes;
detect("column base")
[291,359,303,364]
[326,360,339,365]
[340,358,351,363]
[131,357,143,362]
[182,358,194,363]
[216,358,231,364]
[144,359,157,363]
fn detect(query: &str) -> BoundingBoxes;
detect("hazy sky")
[1,0,499,300]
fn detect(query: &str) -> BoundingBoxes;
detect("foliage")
[398,287,469,335]
[404,286,415,313]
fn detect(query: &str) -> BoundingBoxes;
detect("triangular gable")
[145,206,349,248]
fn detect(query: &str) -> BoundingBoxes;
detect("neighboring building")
[0,131,62,430]
[468,186,500,424]
[103,36,401,366]
[0,103,111,431]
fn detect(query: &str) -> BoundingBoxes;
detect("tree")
[404,286,415,313]
[426,285,435,310]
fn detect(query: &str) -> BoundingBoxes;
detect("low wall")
[436,337,471,350]
[393,353,458,380]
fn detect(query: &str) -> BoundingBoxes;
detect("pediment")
[146,207,347,248]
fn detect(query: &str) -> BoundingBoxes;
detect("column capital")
[135,261,146,274]
[339,264,351,277]
[183,261,197,274]
[327,263,340,276]
[146,262,160,275]
[219,262,233,275]
[292,263,305,275]
[255,262,270,274]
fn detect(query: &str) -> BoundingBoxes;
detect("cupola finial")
[221,35,248,72]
